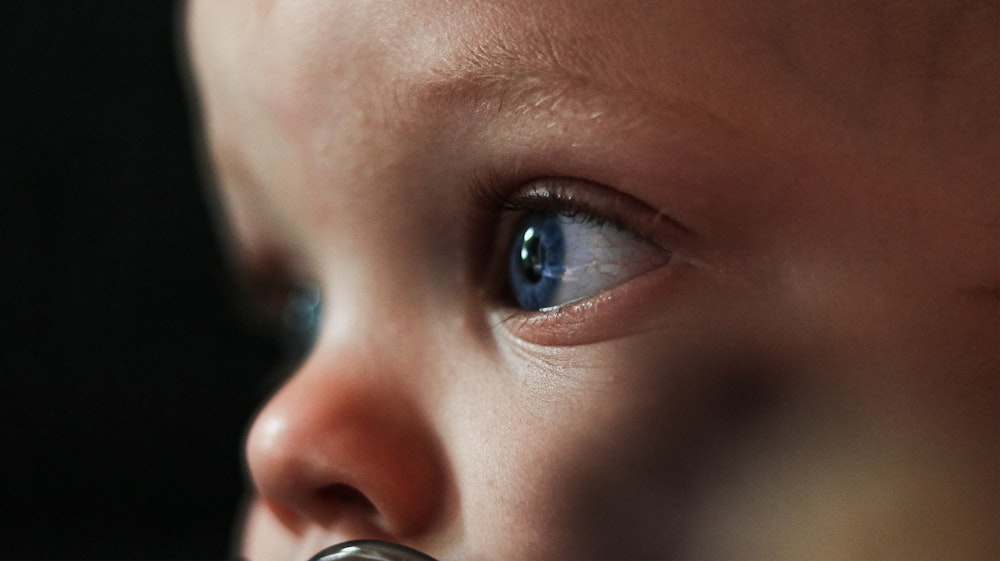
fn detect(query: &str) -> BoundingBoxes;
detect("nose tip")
[247,413,380,528]
[244,356,447,540]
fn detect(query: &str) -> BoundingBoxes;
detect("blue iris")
[282,283,322,360]
[508,213,567,310]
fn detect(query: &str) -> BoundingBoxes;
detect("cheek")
[494,321,802,558]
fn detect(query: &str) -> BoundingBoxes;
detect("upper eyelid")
[499,187,635,243]
[472,173,691,247]
[472,173,622,222]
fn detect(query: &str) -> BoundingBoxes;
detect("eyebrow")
[401,28,737,137]
[405,41,604,117]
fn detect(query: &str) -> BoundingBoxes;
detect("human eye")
[485,179,674,312]
[240,265,323,366]
[279,282,323,361]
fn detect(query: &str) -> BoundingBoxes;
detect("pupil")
[519,226,545,283]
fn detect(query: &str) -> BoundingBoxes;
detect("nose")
[244,341,447,540]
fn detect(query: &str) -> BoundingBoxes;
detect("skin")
[185,1,998,559]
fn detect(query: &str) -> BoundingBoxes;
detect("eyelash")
[474,172,615,225]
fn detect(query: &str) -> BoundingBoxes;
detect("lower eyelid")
[495,257,681,347]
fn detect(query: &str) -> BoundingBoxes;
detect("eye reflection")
[509,214,567,310]
[507,211,670,311]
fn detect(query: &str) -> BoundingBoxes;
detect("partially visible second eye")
[281,283,322,361]
[507,211,671,311]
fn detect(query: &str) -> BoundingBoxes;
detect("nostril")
[318,483,376,511]
[244,374,446,538]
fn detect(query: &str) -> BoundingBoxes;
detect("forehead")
[189,0,987,155]
[189,2,825,124]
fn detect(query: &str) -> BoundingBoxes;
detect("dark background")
[1,2,281,558]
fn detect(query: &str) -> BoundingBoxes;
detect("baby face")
[186,1,998,559]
